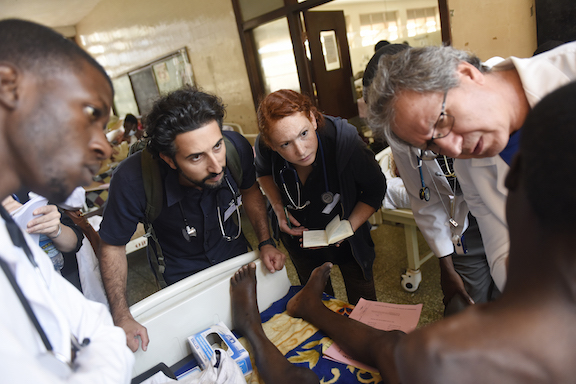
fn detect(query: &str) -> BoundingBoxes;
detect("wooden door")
[304,10,357,119]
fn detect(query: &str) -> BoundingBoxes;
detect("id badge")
[224,195,242,221]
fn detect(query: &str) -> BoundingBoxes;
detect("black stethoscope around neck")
[278,132,333,210]
[179,172,242,242]
[0,206,89,376]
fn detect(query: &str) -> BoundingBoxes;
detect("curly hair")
[145,86,226,158]
[366,45,489,146]
[257,89,324,147]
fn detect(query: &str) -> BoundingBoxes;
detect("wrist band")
[258,237,276,251]
[51,224,62,239]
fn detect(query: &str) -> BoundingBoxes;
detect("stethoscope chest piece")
[419,186,430,201]
[182,225,197,242]
[321,191,334,204]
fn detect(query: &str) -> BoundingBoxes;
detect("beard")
[175,163,226,190]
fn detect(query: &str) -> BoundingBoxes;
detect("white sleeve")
[54,263,135,383]
[454,157,509,291]
[0,231,134,384]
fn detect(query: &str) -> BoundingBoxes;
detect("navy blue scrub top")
[99,131,255,285]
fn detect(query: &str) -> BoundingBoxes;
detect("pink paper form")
[323,298,422,372]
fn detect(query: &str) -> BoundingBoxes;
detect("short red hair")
[257,89,324,147]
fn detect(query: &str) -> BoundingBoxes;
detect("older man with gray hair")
[366,42,576,291]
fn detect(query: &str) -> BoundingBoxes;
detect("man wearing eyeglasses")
[367,41,576,293]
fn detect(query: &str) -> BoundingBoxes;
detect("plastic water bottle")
[39,234,64,272]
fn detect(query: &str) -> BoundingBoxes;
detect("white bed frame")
[129,252,291,378]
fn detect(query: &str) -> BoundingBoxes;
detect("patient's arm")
[287,263,405,384]
[99,240,149,352]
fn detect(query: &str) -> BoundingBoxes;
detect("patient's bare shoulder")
[394,306,485,384]
[394,302,576,383]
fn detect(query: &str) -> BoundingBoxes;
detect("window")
[359,11,399,47]
[406,7,440,38]
[111,48,194,116]
[253,18,300,94]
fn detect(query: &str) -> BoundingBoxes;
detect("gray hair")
[366,45,489,146]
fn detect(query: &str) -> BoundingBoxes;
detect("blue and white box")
[187,321,252,376]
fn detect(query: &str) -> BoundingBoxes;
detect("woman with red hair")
[255,89,386,304]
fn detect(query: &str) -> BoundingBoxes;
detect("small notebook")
[302,215,353,248]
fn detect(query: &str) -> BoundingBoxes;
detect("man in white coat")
[367,41,576,292]
[0,19,134,382]
[363,44,499,315]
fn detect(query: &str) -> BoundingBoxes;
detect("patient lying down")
[232,82,576,384]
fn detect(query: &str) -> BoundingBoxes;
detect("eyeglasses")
[423,91,455,151]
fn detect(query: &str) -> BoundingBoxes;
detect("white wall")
[448,0,537,60]
[75,0,258,134]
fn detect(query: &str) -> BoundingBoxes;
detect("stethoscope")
[414,149,454,201]
[416,155,430,201]
[0,206,89,374]
[278,133,333,210]
[180,173,242,242]
[413,150,463,248]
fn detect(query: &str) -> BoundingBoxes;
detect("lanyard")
[0,206,88,370]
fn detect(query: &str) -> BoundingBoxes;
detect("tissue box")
[187,322,252,376]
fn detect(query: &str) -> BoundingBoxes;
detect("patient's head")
[512,81,576,232]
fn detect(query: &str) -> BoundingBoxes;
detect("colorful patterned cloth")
[241,286,384,384]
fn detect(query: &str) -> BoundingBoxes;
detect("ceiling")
[0,0,102,32]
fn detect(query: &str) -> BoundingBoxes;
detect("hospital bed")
[130,251,291,379]
[129,251,385,383]
[373,147,434,292]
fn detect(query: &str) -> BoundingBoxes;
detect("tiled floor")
[126,212,444,328]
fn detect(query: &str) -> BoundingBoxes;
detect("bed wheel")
[401,269,422,292]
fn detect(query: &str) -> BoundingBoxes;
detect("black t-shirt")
[256,119,343,230]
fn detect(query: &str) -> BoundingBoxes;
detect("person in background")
[255,89,386,304]
[366,41,576,293]
[0,18,133,382]
[121,113,141,145]
[2,192,83,275]
[285,80,576,383]
[374,40,390,52]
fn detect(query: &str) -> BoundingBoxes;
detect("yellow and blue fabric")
[242,286,384,384]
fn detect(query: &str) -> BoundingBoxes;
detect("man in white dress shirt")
[367,41,576,292]
[0,19,134,382]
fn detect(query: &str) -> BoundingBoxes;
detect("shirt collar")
[164,168,185,207]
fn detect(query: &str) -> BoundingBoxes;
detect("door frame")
[232,0,451,110]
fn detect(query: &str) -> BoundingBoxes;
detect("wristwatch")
[258,237,276,251]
